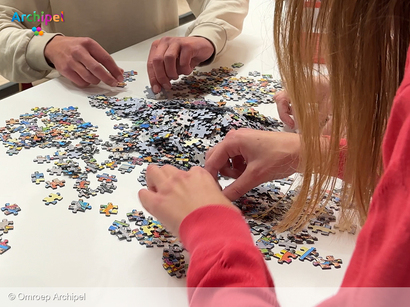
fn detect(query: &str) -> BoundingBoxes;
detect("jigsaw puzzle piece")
[273,249,298,264]
[100,202,118,217]
[1,203,21,216]
[0,238,11,255]
[0,219,14,234]
[43,193,63,205]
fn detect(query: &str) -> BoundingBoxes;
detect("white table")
[0,1,357,306]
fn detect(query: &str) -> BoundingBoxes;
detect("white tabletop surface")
[0,1,357,306]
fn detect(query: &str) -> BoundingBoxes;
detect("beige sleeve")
[186,0,249,60]
[0,2,60,83]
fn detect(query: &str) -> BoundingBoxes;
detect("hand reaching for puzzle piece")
[138,164,234,236]
[204,129,301,201]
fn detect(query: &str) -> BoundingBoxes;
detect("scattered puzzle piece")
[0,238,11,255]
[102,160,118,170]
[273,249,298,264]
[288,230,318,244]
[31,171,45,184]
[43,193,63,205]
[100,202,118,217]
[118,162,135,174]
[313,255,343,269]
[33,155,51,164]
[308,224,336,236]
[295,246,319,262]
[0,219,14,234]
[69,199,92,213]
[1,203,21,216]
[96,173,117,183]
[45,178,66,189]
[278,238,297,251]
[126,210,146,225]
[108,219,134,241]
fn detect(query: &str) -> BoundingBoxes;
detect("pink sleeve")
[179,73,410,305]
[179,205,279,307]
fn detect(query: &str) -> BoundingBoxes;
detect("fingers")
[222,168,256,201]
[147,41,162,94]
[71,61,100,85]
[159,164,180,177]
[147,37,214,93]
[204,136,242,180]
[45,36,124,88]
[145,164,168,192]
[63,71,90,88]
[218,156,246,179]
[75,49,119,87]
[163,43,180,81]
[179,44,195,75]
[277,100,295,128]
[86,39,124,84]
[138,189,158,216]
[148,39,173,92]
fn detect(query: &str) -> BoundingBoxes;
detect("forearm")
[180,205,278,307]
[186,0,249,61]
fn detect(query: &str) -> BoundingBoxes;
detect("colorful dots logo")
[32,26,44,36]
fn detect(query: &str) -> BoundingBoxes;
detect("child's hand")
[138,165,235,236]
[275,77,331,131]
[205,129,301,201]
[275,90,295,128]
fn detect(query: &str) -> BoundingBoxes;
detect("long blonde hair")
[274,0,410,230]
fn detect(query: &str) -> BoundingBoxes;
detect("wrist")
[283,132,302,173]
[44,35,64,66]
[194,36,215,66]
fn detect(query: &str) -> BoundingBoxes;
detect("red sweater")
[179,50,410,306]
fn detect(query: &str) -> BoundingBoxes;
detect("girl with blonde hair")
[139,0,410,305]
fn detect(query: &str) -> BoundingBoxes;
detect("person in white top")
[0,0,248,92]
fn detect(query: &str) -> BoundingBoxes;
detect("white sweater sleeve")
[186,0,249,57]
[0,2,60,82]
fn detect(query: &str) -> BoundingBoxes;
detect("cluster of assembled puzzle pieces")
[0,65,354,276]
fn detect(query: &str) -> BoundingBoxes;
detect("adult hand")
[44,36,124,88]
[139,165,235,236]
[147,36,214,93]
[205,129,301,201]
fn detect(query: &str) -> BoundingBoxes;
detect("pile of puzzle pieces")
[88,94,283,171]
[237,183,345,269]
[107,209,187,278]
[144,65,283,106]
[1,64,354,273]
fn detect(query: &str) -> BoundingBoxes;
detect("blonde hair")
[274,0,410,230]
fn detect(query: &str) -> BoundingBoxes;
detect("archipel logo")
[32,26,43,36]
[11,11,64,26]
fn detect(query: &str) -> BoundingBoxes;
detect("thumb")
[222,168,258,201]
[138,189,157,216]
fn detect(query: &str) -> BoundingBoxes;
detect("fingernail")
[117,75,124,82]
[153,85,160,93]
